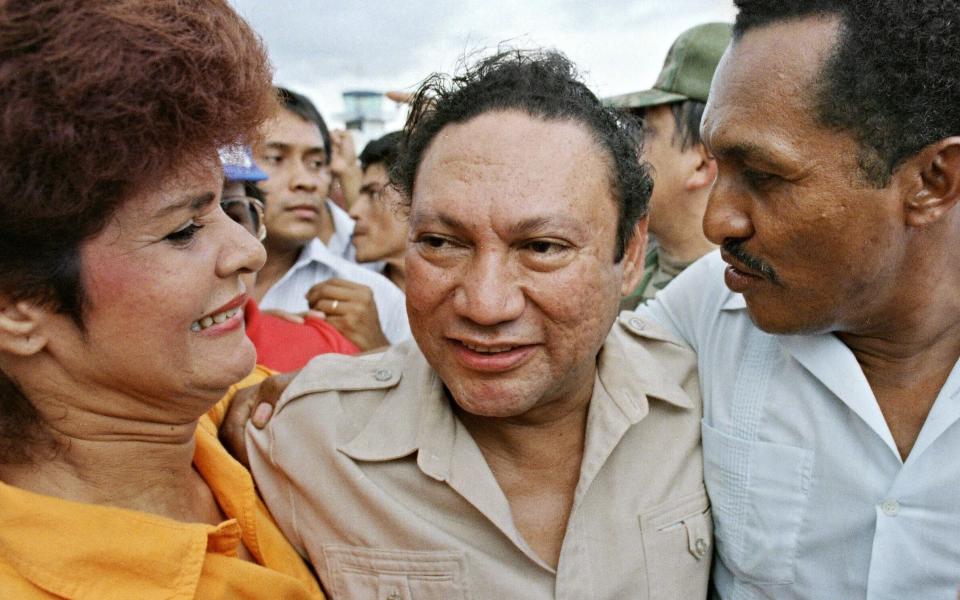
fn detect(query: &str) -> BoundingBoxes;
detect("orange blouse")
[0,367,324,599]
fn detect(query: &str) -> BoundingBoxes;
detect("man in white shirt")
[637,2,960,598]
[252,87,409,349]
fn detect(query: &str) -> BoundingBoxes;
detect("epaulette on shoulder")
[283,344,409,400]
[616,311,686,346]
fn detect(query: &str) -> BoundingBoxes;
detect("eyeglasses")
[221,195,266,242]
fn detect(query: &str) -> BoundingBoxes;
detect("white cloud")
[230,0,736,129]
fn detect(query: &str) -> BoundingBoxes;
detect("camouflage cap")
[605,22,732,109]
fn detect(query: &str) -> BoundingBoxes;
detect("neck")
[253,241,303,302]
[456,381,592,472]
[0,359,225,524]
[838,298,960,386]
[838,239,960,371]
[836,242,960,459]
[0,404,211,521]
[383,256,406,291]
[317,201,335,245]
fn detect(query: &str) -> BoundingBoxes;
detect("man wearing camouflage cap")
[607,22,732,309]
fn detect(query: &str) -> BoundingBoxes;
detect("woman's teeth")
[190,306,241,332]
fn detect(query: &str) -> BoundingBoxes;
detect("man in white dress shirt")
[637,1,960,598]
[252,87,409,349]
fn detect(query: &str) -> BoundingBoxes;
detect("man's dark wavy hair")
[392,48,652,262]
[734,0,960,186]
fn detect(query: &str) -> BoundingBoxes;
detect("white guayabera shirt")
[638,250,960,600]
[259,235,410,345]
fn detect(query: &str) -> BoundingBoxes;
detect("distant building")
[341,90,387,150]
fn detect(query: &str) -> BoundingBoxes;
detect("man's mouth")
[286,204,320,219]
[720,242,780,283]
[450,338,538,372]
[461,342,517,354]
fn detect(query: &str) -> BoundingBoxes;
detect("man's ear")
[908,137,960,227]
[620,217,648,297]
[0,299,49,356]
[684,143,718,192]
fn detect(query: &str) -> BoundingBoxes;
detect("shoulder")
[269,342,419,439]
[634,250,738,348]
[611,312,699,385]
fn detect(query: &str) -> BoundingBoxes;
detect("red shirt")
[245,299,359,371]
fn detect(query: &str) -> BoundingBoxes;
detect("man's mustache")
[722,240,781,284]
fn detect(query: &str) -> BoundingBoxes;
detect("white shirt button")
[881,499,900,516]
[628,317,645,331]
[374,368,393,381]
[694,537,709,559]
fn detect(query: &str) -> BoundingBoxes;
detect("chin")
[446,382,539,419]
[210,338,259,389]
[745,301,833,336]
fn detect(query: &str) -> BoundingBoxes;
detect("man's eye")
[524,240,566,254]
[743,169,777,186]
[418,235,451,249]
[261,154,282,165]
[165,221,203,245]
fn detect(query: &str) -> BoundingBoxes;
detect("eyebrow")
[264,141,326,155]
[709,140,796,170]
[411,211,586,237]
[154,191,217,218]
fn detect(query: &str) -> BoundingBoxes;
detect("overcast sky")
[229,1,737,129]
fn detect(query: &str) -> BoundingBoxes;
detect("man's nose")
[703,174,754,245]
[290,160,320,192]
[453,249,525,326]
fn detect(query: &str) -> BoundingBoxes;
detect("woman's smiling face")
[46,158,266,417]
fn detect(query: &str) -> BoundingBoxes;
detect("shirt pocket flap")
[323,545,470,600]
[638,489,713,600]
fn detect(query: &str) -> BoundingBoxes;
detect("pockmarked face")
[405,110,644,420]
[254,108,331,246]
[701,17,911,334]
[349,162,408,263]
[48,159,266,418]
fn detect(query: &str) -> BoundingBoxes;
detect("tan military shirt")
[247,313,711,600]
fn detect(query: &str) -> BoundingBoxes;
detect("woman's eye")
[165,221,203,245]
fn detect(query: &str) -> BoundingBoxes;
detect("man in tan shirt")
[246,49,710,599]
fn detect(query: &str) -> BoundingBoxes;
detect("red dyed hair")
[0,0,275,462]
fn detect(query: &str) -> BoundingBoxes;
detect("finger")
[307,280,364,306]
[304,309,327,321]
[251,371,298,429]
[219,384,260,466]
[386,90,414,104]
[251,402,273,428]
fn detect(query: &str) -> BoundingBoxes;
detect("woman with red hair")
[0,1,323,597]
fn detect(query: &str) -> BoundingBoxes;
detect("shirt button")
[628,317,645,331]
[694,537,709,559]
[374,368,392,382]
[881,499,900,516]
